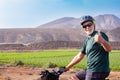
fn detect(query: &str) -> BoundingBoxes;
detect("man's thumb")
[98,30,101,35]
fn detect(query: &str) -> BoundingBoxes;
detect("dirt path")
[0,64,120,80]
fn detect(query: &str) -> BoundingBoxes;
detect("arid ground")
[0,63,120,80]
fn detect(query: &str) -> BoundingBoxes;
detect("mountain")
[37,17,80,28]
[0,27,119,44]
[0,14,120,44]
[95,14,120,30]
[0,28,86,44]
[107,27,120,41]
[38,14,120,30]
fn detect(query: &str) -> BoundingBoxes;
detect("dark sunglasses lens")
[88,23,93,26]
[83,25,86,28]
[82,23,93,28]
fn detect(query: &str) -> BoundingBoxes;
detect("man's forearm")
[66,53,85,70]
[102,40,112,52]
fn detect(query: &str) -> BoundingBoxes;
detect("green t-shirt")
[81,31,110,72]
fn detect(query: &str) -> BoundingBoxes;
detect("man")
[65,15,112,80]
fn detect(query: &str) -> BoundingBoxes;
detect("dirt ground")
[0,63,120,80]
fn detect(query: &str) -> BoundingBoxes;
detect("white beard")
[85,28,94,36]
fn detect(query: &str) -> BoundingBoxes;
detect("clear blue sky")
[0,0,120,28]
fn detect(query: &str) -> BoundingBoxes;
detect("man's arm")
[65,53,85,70]
[94,31,112,52]
[101,39,112,52]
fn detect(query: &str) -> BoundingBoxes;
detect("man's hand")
[57,67,67,74]
[94,30,112,52]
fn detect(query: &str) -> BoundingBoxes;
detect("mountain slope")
[0,14,120,44]
[107,27,120,41]
[95,14,120,30]
[0,28,86,44]
[38,17,80,28]
[38,14,120,30]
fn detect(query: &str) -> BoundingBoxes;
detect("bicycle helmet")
[80,15,95,25]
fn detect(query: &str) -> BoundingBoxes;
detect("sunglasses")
[82,23,93,28]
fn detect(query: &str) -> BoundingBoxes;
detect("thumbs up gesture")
[94,30,104,43]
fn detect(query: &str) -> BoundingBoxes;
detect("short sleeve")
[81,39,87,54]
[101,32,109,42]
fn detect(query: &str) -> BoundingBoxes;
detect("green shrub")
[44,62,57,68]
[13,60,24,66]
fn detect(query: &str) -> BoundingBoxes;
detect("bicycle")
[40,67,66,80]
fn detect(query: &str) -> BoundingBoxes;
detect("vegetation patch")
[0,49,119,70]
[13,60,24,66]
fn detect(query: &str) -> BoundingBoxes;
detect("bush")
[44,62,57,68]
[13,60,24,66]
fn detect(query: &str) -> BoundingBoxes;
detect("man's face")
[82,21,95,36]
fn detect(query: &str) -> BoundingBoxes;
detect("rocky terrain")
[0,64,120,80]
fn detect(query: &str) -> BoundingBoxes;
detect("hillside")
[0,28,86,44]
[38,14,120,30]
[95,14,120,30]
[0,14,120,44]
[0,27,119,45]
[107,27,120,41]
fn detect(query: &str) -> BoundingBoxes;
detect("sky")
[0,0,120,29]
